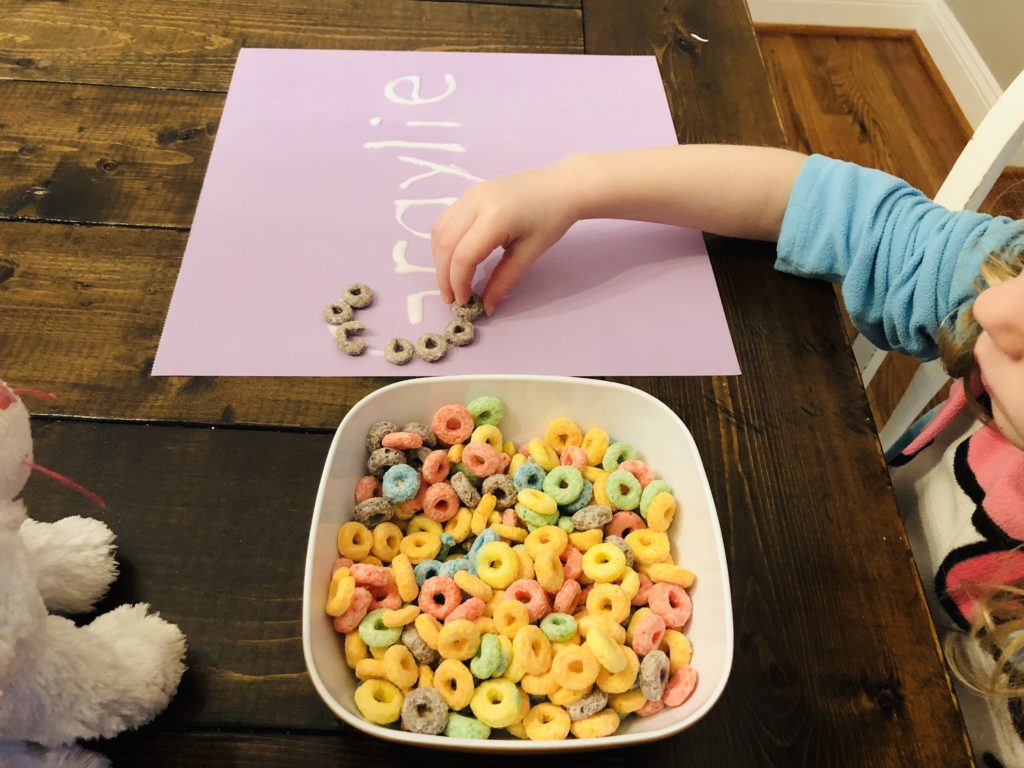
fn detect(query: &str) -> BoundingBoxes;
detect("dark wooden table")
[0,1,974,765]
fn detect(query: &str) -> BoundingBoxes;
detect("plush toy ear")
[0,511,45,690]
[0,382,33,503]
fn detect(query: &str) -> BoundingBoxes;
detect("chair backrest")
[856,66,1024,452]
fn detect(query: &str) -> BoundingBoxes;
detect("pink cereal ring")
[369,584,403,611]
[648,582,692,628]
[637,699,665,718]
[630,612,667,656]
[631,574,654,606]
[618,459,655,488]
[502,508,520,527]
[497,453,511,474]
[606,511,646,539]
[504,579,551,622]
[350,563,394,590]
[518,443,531,457]
[419,576,463,620]
[559,546,583,581]
[553,579,582,614]
[663,664,698,707]
[399,483,427,515]
[332,587,372,633]
[331,557,354,576]
[461,442,502,478]
[431,405,474,446]
[423,482,460,522]
[578,584,594,608]
[445,596,486,624]
[382,431,424,451]
[421,450,451,485]
[559,445,588,471]
[355,475,383,503]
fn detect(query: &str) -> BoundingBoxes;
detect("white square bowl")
[302,375,733,752]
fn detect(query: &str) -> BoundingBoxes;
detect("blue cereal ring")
[563,479,593,514]
[438,532,456,561]
[382,463,421,503]
[602,442,636,472]
[467,527,500,561]
[639,479,673,519]
[542,466,584,506]
[440,556,476,578]
[605,470,642,511]
[513,462,546,492]
[414,559,444,586]
[466,395,505,427]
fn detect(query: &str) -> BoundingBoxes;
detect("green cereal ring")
[493,634,513,677]
[540,612,578,642]
[470,633,502,680]
[466,395,505,427]
[516,503,559,529]
[445,712,491,740]
[640,479,673,519]
[557,515,576,534]
[358,608,402,648]
[542,466,584,506]
[602,442,637,472]
[605,470,642,511]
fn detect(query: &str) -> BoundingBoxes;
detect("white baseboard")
[748,0,1024,165]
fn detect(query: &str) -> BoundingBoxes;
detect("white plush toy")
[0,380,187,767]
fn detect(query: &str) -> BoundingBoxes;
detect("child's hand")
[431,161,581,315]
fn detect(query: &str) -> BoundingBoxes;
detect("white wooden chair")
[853,66,1024,452]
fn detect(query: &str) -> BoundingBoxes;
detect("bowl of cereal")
[302,375,733,752]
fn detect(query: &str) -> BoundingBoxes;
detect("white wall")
[944,0,1024,89]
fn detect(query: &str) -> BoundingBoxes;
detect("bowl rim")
[302,374,734,751]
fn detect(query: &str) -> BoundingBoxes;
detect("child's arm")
[431,145,808,312]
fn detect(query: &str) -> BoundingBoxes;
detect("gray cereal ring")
[453,293,484,321]
[481,474,516,511]
[385,337,414,366]
[450,471,481,509]
[639,650,671,701]
[367,447,406,478]
[335,320,367,356]
[344,283,373,309]
[444,318,475,347]
[401,686,448,735]
[402,624,440,665]
[323,301,354,325]
[566,689,608,721]
[415,333,448,363]
[407,446,433,469]
[571,504,614,532]
[603,534,633,568]
[365,421,398,453]
[403,422,437,449]
[353,496,394,528]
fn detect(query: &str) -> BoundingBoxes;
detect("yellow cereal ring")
[512,545,535,579]
[533,549,565,594]
[476,541,519,589]
[586,583,631,624]
[517,488,557,517]
[502,440,517,458]
[394,503,416,522]
[549,685,589,706]
[470,679,521,728]
[355,658,386,681]
[383,644,418,689]
[524,702,572,741]
[508,723,528,739]
[584,626,626,673]
[626,607,654,645]
[582,465,605,484]
[325,569,355,617]
[503,653,526,683]
[551,645,600,691]
[391,553,419,603]
[399,531,442,564]
[646,492,677,533]
[509,453,527,476]
[418,663,434,689]
[581,543,627,583]
[609,688,646,715]
[433,658,474,710]
[437,619,481,661]
[591,472,612,506]
[407,515,443,537]
[624,529,670,566]
[596,645,640,694]
[444,508,473,543]
[619,566,641,602]
[361,554,383,567]
[337,521,373,561]
[448,443,464,464]
[581,428,610,467]
[470,507,490,536]
[512,625,552,675]
[369,645,388,660]
[646,562,696,588]
[475,616,497,636]
[493,599,530,639]
[520,670,559,697]
[527,438,560,471]
[371,522,403,563]
[455,570,494,601]
[663,629,693,672]
[477,492,497,517]
[492,523,527,543]
[577,613,626,644]
[353,679,403,725]
[470,424,503,451]
[415,613,442,649]
[488,510,502,527]
[524,525,569,558]
[552,635,582,654]
[543,418,583,454]
[571,708,620,739]
[382,604,420,628]
[568,529,603,553]
[344,631,368,669]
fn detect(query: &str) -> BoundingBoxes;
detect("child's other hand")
[431,161,580,315]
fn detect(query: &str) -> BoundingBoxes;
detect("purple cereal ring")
[648,583,692,629]
[444,596,486,624]
[419,576,463,620]
[630,612,667,656]
[450,472,482,509]
[431,404,474,446]
[462,442,502,479]
[560,546,583,582]
[421,450,451,485]
[423,482,460,523]
[355,475,382,503]
[332,587,372,633]
[553,579,582,614]
[618,459,655,488]
[383,431,425,451]
[605,511,646,539]
[504,579,551,622]
[482,474,517,511]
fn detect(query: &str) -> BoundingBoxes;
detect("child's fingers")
[481,237,544,315]
[449,219,509,306]
[431,205,477,304]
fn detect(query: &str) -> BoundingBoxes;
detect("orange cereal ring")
[559,445,588,470]
[560,546,583,581]
[445,596,486,624]
[461,441,502,478]
[605,511,645,539]
[331,557,354,575]
[355,475,383,503]
[421,450,451,485]
[332,587,372,633]
[350,563,394,590]
[630,611,667,656]
[431,404,474,446]
[423,482,460,523]
[504,579,551,622]
[617,459,655,488]
[418,575,463,620]
[663,664,698,707]
[553,579,582,614]
[369,584,402,611]
[637,699,665,717]
[501,508,520,527]
[631,574,654,606]
[648,582,692,628]
[382,431,424,450]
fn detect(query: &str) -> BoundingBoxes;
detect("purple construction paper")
[154,49,740,377]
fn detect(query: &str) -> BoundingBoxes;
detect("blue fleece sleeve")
[775,154,1024,361]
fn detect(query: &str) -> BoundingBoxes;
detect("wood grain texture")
[0,0,582,91]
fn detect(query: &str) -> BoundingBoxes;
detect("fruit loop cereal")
[328,397,698,741]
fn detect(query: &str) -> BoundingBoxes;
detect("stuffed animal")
[0,380,187,766]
